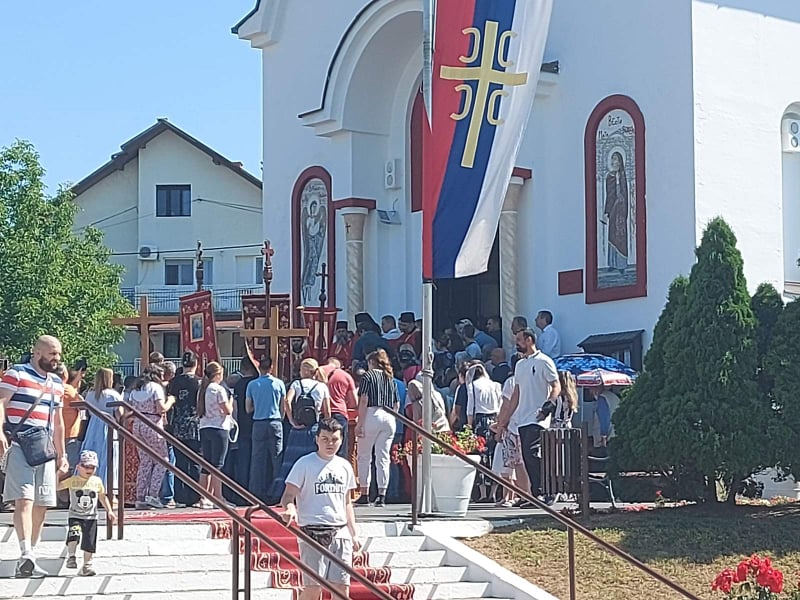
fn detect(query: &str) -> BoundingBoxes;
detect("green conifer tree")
[613,276,688,471]
[657,217,766,502]
[765,298,800,476]
[751,283,783,398]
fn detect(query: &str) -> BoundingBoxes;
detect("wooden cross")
[111,296,179,367]
[239,306,308,363]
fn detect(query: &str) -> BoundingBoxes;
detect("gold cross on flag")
[439,20,528,168]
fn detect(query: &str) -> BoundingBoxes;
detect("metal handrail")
[73,401,125,541]
[384,406,702,600]
[87,398,395,600]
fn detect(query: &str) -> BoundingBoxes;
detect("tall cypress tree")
[657,218,766,502]
[751,283,783,398]
[765,298,800,476]
[613,276,688,470]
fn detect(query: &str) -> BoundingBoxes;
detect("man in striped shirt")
[0,335,68,578]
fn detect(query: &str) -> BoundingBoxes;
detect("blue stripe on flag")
[432,0,517,279]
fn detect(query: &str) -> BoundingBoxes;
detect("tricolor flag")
[422,0,553,279]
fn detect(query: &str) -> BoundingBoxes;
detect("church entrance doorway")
[433,234,500,334]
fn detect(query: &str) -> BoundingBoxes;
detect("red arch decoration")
[584,95,647,304]
[291,166,336,314]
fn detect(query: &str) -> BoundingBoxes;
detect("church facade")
[234,0,800,362]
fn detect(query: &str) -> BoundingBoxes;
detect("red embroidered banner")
[179,290,220,368]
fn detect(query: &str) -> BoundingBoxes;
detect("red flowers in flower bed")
[711,554,795,598]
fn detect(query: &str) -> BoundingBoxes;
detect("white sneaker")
[145,496,165,509]
[16,555,47,578]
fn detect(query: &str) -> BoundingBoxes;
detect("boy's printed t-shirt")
[285,453,356,527]
[59,475,105,520]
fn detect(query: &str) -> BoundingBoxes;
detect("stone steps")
[1,517,542,599]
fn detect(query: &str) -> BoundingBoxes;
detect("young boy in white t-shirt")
[281,417,360,600]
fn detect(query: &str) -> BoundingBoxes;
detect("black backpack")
[293,381,319,427]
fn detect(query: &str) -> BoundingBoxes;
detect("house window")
[156,185,191,217]
[164,260,193,286]
[165,259,212,286]
[255,257,263,284]
[232,333,246,358]
[201,258,213,285]
[163,333,181,358]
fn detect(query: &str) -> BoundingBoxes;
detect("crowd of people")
[0,309,617,590]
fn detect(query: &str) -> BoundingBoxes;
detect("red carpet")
[126,509,414,599]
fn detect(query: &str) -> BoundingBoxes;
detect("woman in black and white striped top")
[354,349,399,506]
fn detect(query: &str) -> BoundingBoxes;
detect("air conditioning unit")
[138,245,158,261]
[384,159,402,190]
[782,119,800,152]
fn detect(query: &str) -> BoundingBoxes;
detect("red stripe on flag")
[422,0,478,279]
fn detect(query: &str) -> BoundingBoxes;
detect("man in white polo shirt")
[496,328,560,499]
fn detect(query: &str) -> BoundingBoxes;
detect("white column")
[341,208,368,323]
[499,176,525,356]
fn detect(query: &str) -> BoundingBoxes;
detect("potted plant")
[391,427,487,516]
[428,427,486,516]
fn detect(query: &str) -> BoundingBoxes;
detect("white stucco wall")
[692,1,800,294]
[515,0,698,353]
[72,159,140,288]
[135,130,263,287]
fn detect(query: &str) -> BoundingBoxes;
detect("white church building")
[233,0,800,369]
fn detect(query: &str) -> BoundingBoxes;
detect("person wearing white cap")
[58,450,116,576]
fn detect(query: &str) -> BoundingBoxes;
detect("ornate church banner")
[292,167,335,313]
[584,95,647,304]
[179,290,220,367]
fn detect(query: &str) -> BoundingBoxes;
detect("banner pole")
[420,280,434,514]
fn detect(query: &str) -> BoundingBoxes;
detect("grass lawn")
[464,504,800,600]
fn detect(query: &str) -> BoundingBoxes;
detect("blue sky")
[0,2,261,193]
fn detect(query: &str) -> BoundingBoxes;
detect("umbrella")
[576,368,634,387]
[554,353,637,377]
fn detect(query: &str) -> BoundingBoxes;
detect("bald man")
[0,335,68,578]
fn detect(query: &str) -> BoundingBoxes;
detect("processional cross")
[111,296,178,367]
[238,240,307,362]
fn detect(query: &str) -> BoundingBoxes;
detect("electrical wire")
[109,243,263,257]
[73,197,262,232]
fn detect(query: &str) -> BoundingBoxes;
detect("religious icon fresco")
[299,178,328,306]
[584,95,647,304]
[596,108,637,290]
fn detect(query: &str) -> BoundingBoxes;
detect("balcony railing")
[122,357,241,376]
[120,284,263,314]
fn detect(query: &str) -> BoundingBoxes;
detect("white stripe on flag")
[453,0,553,278]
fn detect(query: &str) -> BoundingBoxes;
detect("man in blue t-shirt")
[245,358,286,502]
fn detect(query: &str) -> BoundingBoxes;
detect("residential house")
[72,118,264,374]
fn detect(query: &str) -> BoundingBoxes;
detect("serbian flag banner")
[422,0,553,279]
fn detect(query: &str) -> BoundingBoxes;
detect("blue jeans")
[160,445,175,503]
[250,419,283,502]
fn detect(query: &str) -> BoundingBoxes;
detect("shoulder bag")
[7,377,58,467]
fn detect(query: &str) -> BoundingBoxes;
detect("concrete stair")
[0,520,535,599]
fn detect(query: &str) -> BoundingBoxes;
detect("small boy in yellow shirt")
[58,450,116,576]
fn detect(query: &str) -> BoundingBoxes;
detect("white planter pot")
[429,454,480,517]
